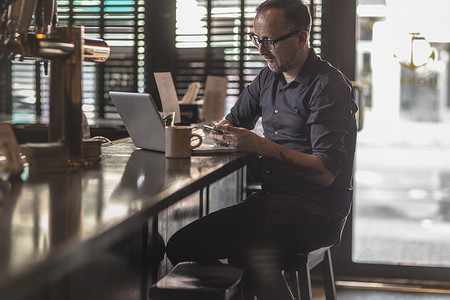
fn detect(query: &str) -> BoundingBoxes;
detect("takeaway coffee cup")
[165,126,203,158]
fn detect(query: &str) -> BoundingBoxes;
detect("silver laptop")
[109,91,236,155]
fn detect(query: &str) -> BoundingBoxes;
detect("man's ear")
[298,31,308,47]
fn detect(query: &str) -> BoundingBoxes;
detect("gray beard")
[267,49,298,74]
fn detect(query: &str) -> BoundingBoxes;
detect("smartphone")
[203,124,224,134]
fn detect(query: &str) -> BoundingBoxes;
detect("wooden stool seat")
[282,246,337,300]
[149,262,245,300]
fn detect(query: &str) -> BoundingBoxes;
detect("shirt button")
[274,109,278,114]
[266,170,270,174]
[274,131,279,135]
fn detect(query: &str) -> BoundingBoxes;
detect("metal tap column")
[49,26,83,168]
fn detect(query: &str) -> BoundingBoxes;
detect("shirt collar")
[294,48,319,85]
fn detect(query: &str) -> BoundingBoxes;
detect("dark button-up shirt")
[226,48,357,219]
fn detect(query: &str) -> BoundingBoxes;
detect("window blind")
[10,61,41,123]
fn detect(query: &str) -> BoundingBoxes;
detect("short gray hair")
[256,0,312,33]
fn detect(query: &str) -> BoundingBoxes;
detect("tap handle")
[35,0,56,34]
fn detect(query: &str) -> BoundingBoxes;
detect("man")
[166,0,357,298]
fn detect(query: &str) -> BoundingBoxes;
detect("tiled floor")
[312,285,450,300]
[334,289,450,300]
[56,249,450,300]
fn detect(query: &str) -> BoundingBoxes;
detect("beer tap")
[0,0,110,169]
[1,0,36,59]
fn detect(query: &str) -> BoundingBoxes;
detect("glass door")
[337,0,450,281]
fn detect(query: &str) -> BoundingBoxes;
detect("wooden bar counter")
[0,139,249,300]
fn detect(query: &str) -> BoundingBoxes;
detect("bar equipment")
[1,0,110,170]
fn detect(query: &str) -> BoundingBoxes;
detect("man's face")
[253,9,301,74]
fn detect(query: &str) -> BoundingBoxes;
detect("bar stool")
[281,246,337,300]
[149,262,245,300]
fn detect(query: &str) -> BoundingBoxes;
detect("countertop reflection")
[0,139,248,298]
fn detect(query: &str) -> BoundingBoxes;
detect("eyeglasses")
[249,30,301,51]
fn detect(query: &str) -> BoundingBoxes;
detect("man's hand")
[213,124,262,154]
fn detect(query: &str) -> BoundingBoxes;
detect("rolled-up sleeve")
[307,72,354,176]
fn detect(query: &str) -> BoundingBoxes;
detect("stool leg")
[141,223,149,300]
[298,267,312,300]
[321,249,337,300]
[284,270,300,299]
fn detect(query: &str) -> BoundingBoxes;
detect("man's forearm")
[213,123,335,186]
[216,119,234,126]
[257,137,336,186]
